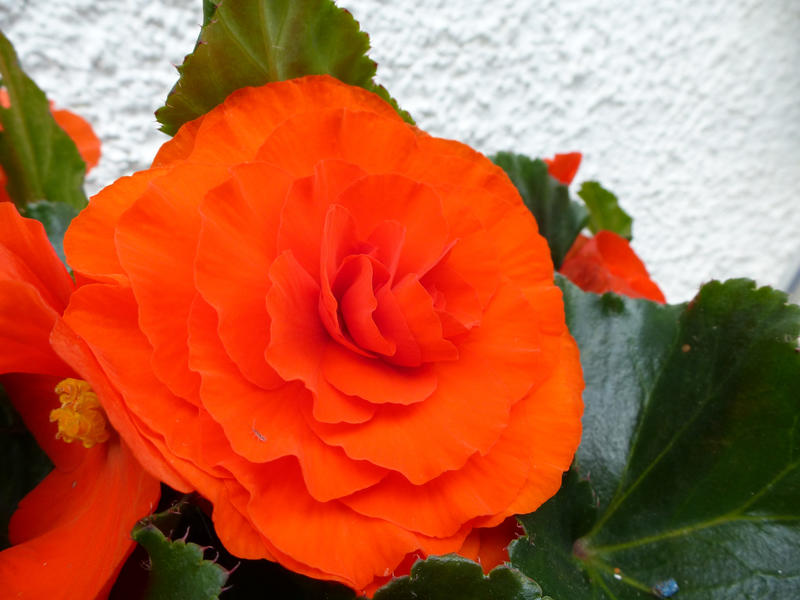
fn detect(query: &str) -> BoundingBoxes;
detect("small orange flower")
[63,75,584,592]
[560,231,666,303]
[0,90,100,203]
[0,203,160,599]
[543,152,582,186]
[542,151,665,303]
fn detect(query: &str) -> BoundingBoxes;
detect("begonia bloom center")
[50,378,110,448]
[315,195,459,368]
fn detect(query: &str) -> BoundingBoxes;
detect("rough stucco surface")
[2,0,799,301]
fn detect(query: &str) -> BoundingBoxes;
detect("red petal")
[154,75,402,169]
[311,283,542,484]
[265,251,377,424]
[334,254,395,356]
[115,163,229,397]
[196,162,294,389]
[341,369,545,538]
[52,107,101,172]
[256,108,417,178]
[389,274,458,363]
[188,296,386,501]
[277,160,367,281]
[236,459,418,590]
[333,173,450,281]
[560,231,665,303]
[543,152,582,185]
[1,374,81,470]
[0,282,67,376]
[457,517,521,573]
[61,284,222,492]
[0,441,159,600]
[0,203,74,310]
[322,342,436,406]
[64,169,167,284]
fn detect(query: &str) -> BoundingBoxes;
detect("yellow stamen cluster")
[50,378,110,448]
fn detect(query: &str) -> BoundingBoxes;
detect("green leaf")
[21,200,79,266]
[156,0,412,136]
[511,277,800,598]
[492,152,588,269]
[373,554,548,600]
[0,384,53,550]
[578,181,633,240]
[116,491,359,599]
[132,507,229,600]
[202,0,217,26]
[0,31,88,210]
[508,469,599,598]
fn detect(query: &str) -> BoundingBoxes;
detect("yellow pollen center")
[50,378,110,448]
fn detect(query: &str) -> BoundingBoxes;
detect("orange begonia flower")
[0,90,101,203]
[560,232,666,303]
[62,75,584,592]
[0,203,160,599]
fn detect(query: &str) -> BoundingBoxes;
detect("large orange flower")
[0,203,160,599]
[62,75,584,592]
[0,90,101,204]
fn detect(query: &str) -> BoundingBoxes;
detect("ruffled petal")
[154,75,402,169]
[115,163,229,397]
[61,284,221,492]
[277,160,367,281]
[196,162,293,389]
[311,282,543,484]
[322,342,436,406]
[237,459,418,590]
[265,251,377,424]
[0,441,159,600]
[64,169,167,284]
[188,296,386,501]
[257,109,418,178]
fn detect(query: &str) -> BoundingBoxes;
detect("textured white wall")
[2,0,799,302]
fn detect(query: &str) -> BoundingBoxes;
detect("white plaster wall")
[2,0,799,302]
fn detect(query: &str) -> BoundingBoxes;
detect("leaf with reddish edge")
[132,503,230,600]
[156,0,412,135]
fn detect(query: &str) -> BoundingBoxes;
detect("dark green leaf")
[132,506,229,600]
[116,491,357,600]
[0,384,53,550]
[156,0,411,136]
[511,277,800,598]
[578,181,633,240]
[509,469,599,598]
[0,31,88,210]
[373,554,548,600]
[21,200,80,266]
[492,152,588,268]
